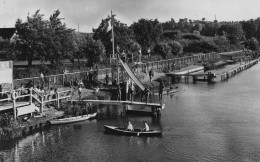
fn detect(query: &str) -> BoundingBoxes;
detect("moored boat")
[50,112,97,125]
[104,125,162,137]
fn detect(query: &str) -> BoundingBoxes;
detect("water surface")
[1,63,260,162]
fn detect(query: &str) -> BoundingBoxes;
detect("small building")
[0,28,16,40]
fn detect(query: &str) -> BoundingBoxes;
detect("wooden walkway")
[72,100,165,109]
[0,102,30,112]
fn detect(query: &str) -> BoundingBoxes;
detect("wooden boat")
[154,89,178,95]
[104,125,162,136]
[50,112,97,125]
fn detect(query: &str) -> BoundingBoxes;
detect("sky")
[0,0,260,33]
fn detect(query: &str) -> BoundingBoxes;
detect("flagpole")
[111,10,115,59]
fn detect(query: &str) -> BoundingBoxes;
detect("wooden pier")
[72,100,165,109]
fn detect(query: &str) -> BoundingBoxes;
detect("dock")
[72,100,165,109]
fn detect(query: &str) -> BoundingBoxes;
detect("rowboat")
[104,125,162,136]
[50,112,97,125]
[154,89,178,95]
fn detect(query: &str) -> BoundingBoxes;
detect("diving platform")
[72,100,165,109]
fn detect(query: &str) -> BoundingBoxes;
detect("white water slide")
[118,58,145,91]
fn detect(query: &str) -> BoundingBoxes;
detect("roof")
[0,28,16,40]
[219,50,244,56]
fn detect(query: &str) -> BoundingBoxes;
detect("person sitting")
[142,121,149,131]
[127,121,134,131]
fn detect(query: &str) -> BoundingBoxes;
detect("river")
[1,63,260,162]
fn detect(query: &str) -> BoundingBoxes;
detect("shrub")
[168,40,183,56]
[153,43,172,59]
[162,30,182,41]
[183,40,218,53]
[182,34,202,40]
[0,113,12,127]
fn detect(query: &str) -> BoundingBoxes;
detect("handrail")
[0,98,11,102]
[32,94,42,103]
[0,91,11,94]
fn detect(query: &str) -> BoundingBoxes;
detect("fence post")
[29,87,32,105]
[32,78,35,88]
[54,75,56,86]
[13,91,17,120]
[57,92,60,109]
[62,74,65,86]
[48,76,51,89]
[40,96,43,113]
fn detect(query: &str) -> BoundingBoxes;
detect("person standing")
[149,68,154,82]
[40,71,44,84]
[126,78,130,100]
[78,85,82,100]
[128,82,133,101]
[144,87,149,104]
[112,77,117,86]
[158,81,164,101]
[117,85,121,101]
[105,73,109,85]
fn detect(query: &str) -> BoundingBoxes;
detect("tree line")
[0,10,259,69]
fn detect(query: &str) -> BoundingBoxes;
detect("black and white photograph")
[1,0,260,161]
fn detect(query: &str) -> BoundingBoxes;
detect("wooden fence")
[13,52,219,89]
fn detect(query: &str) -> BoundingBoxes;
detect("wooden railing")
[0,87,73,119]
[13,52,220,89]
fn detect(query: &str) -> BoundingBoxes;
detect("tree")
[13,10,75,67]
[201,22,218,37]
[44,10,75,65]
[83,37,106,68]
[213,36,231,52]
[162,18,176,31]
[93,16,135,57]
[241,19,256,39]
[70,32,89,67]
[243,37,259,51]
[131,18,163,54]
[13,10,46,66]
[176,18,190,33]
[218,23,244,43]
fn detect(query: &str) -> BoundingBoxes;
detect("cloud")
[0,0,260,32]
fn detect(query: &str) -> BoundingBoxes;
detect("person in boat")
[127,121,134,131]
[142,121,149,131]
